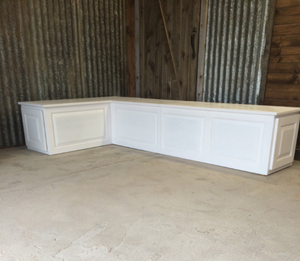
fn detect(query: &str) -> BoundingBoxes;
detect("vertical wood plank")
[187,0,201,101]
[135,0,140,97]
[161,0,169,99]
[125,0,136,97]
[180,0,190,100]
[139,0,145,97]
[138,0,200,101]
[172,0,182,99]
[144,0,156,98]
[166,0,173,99]
[154,0,162,99]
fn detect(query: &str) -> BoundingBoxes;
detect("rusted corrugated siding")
[202,0,275,104]
[0,0,125,148]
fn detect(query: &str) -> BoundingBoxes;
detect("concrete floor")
[0,145,300,261]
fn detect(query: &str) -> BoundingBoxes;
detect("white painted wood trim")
[18,97,300,116]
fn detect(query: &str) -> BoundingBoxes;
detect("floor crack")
[108,219,139,253]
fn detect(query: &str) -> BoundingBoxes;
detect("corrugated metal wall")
[0,0,126,148]
[202,0,275,104]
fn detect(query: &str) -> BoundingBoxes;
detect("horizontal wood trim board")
[264,91,300,100]
[274,15,300,25]
[273,24,300,36]
[272,35,300,47]
[271,47,300,55]
[268,63,300,73]
[276,0,300,8]
[275,6,300,16]
[269,54,300,63]
[266,83,300,92]
[264,99,300,107]
[267,74,300,84]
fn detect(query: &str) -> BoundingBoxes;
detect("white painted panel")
[26,115,42,143]
[20,99,300,175]
[161,108,205,160]
[207,112,275,175]
[116,110,156,143]
[211,119,264,162]
[112,104,160,152]
[52,109,106,147]
[21,108,47,152]
[270,114,300,170]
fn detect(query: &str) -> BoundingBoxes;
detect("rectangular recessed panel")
[270,114,300,170]
[278,124,295,159]
[22,108,47,152]
[26,115,41,143]
[52,109,106,147]
[116,109,158,145]
[163,114,204,153]
[211,119,263,161]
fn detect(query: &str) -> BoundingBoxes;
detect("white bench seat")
[19,97,300,175]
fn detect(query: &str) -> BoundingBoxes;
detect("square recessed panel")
[116,109,158,145]
[211,119,263,161]
[52,109,106,147]
[163,114,204,153]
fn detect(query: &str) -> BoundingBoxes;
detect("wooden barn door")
[138,0,202,101]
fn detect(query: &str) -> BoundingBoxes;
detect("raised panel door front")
[270,114,300,170]
[21,108,47,152]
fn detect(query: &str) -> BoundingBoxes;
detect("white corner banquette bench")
[19,97,300,175]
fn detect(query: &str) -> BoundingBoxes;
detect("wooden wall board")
[267,74,300,84]
[264,0,300,157]
[186,0,201,101]
[271,47,300,55]
[268,63,300,74]
[266,83,300,92]
[275,6,300,16]
[264,99,300,107]
[139,0,145,99]
[274,15,300,25]
[276,0,300,8]
[273,24,300,36]
[138,0,201,101]
[265,91,300,100]
[196,0,208,101]
[125,0,136,97]
[272,35,300,47]
[135,0,140,97]
[154,0,163,99]
[269,54,300,63]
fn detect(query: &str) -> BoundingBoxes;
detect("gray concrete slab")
[0,145,300,261]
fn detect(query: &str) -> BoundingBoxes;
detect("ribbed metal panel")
[202,0,274,104]
[0,0,125,148]
[79,0,125,97]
